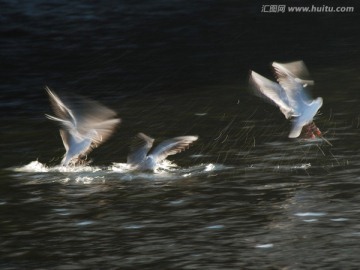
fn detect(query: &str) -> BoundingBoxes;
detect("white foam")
[12,161,230,183]
[294,163,311,169]
[50,165,102,173]
[14,161,49,172]
[110,162,132,172]
[13,161,102,173]
[205,163,215,171]
[110,160,178,174]
[156,160,178,171]
[75,175,105,184]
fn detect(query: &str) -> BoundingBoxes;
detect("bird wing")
[273,60,311,81]
[71,97,119,136]
[59,129,70,152]
[46,87,120,165]
[272,61,324,118]
[89,118,121,146]
[149,136,198,163]
[272,61,314,111]
[45,86,77,130]
[46,87,120,147]
[249,70,294,119]
[271,62,324,138]
[127,133,155,165]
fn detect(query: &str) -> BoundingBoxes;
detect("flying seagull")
[249,60,323,139]
[45,87,121,166]
[127,133,198,171]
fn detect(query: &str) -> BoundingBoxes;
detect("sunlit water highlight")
[11,160,230,184]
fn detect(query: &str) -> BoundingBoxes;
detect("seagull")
[249,60,323,139]
[45,87,121,166]
[127,133,198,171]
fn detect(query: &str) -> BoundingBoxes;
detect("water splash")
[10,161,230,183]
[205,163,216,171]
[13,161,102,173]
[75,176,104,184]
[13,160,49,172]
[109,162,132,173]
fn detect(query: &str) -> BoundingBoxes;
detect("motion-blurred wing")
[273,60,311,81]
[149,136,198,163]
[45,86,77,130]
[59,129,70,152]
[46,87,121,165]
[249,71,294,119]
[272,61,314,106]
[89,118,121,146]
[47,87,120,142]
[127,133,154,165]
[71,97,120,137]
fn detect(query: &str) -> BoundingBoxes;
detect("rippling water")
[1,1,360,269]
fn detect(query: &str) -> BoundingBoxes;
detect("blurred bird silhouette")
[249,60,323,139]
[127,133,198,171]
[45,87,121,166]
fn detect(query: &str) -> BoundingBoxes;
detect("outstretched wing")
[272,61,314,108]
[272,61,323,116]
[46,86,120,141]
[89,118,121,146]
[249,71,294,119]
[272,61,323,138]
[45,86,77,130]
[127,133,154,165]
[149,136,198,163]
[273,61,311,82]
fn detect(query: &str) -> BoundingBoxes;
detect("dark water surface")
[1,1,360,269]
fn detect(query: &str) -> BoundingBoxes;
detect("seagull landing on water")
[249,60,323,139]
[45,87,121,166]
[127,133,198,171]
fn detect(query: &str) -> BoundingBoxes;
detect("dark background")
[0,0,359,167]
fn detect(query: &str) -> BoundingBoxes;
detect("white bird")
[127,133,198,171]
[45,87,121,166]
[249,60,323,138]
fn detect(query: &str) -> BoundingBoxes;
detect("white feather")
[249,61,322,138]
